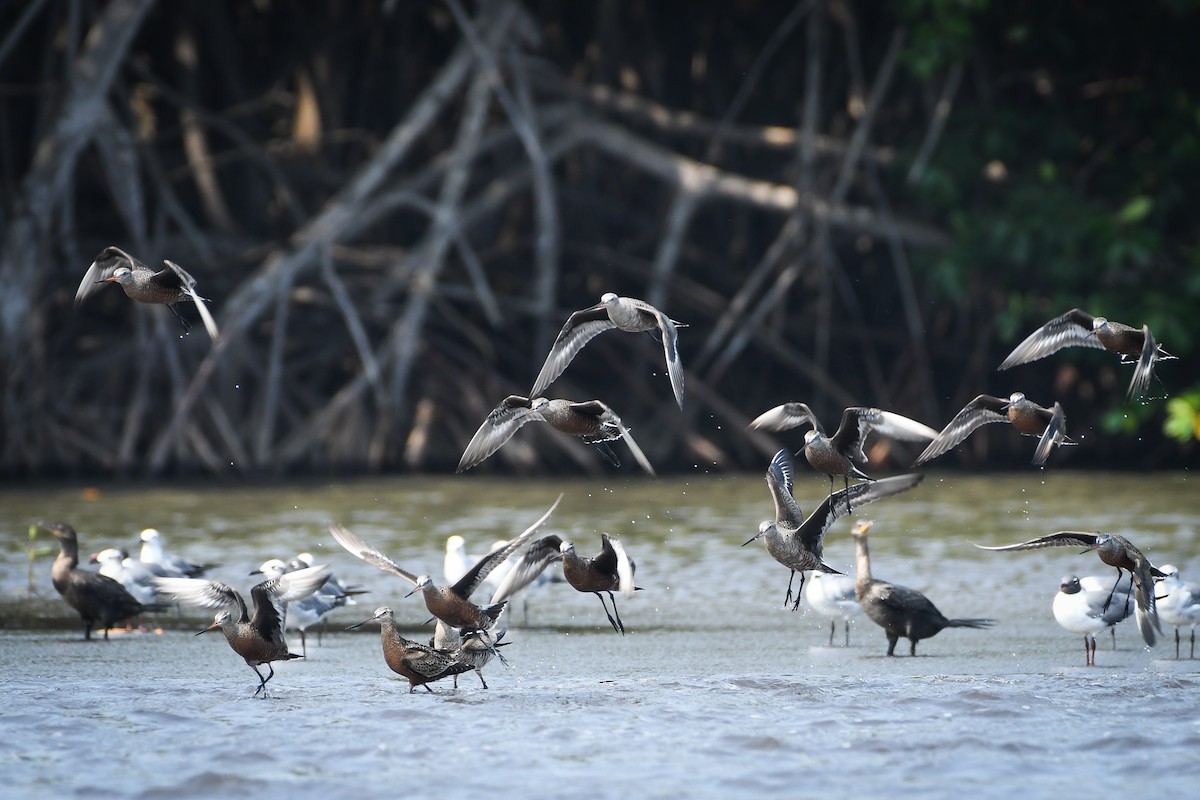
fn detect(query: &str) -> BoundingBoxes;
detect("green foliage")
[1164,392,1200,442]
[898,0,990,77]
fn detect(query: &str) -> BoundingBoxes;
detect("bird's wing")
[248,580,289,642]
[328,524,419,585]
[748,402,819,433]
[75,246,139,306]
[613,415,656,476]
[651,307,686,409]
[1031,402,1069,466]
[489,534,564,604]
[272,564,334,604]
[164,260,220,343]
[971,530,1101,552]
[452,494,563,598]
[456,396,542,473]
[860,408,940,443]
[913,395,1010,465]
[608,536,636,598]
[529,305,614,398]
[151,576,248,620]
[797,473,925,551]
[766,449,804,528]
[998,308,1104,369]
[1127,324,1156,401]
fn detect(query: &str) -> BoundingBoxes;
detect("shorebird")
[484,534,568,625]
[913,392,1076,467]
[750,403,937,508]
[251,558,363,658]
[1053,574,1134,666]
[998,308,1175,400]
[41,522,157,640]
[348,607,474,693]
[559,534,639,634]
[457,395,655,475]
[530,292,687,408]
[431,620,510,688]
[90,548,162,607]
[1155,565,1200,659]
[1080,573,1132,650]
[330,495,561,631]
[804,571,862,646]
[152,564,332,697]
[742,449,924,610]
[75,246,220,342]
[973,531,1163,646]
[138,528,218,578]
[850,520,994,656]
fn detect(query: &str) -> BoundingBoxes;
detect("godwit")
[913,392,1076,467]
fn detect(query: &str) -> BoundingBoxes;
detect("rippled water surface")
[3,470,1199,798]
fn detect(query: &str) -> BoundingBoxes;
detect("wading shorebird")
[851,520,994,656]
[1155,565,1200,659]
[75,246,220,342]
[1053,574,1134,666]
[743,449,924,610]
[998,308,1175,400]
[152,564,332,697]
[41,522,159,640]
[329,495,562,631]
[973,530,1163,646]
[431,620,510,689]
[138,528,218,578]
[457,395,655,475]
[913,392,1076,467]
[530,292,686,409]
[750,403,937,509]
[348,607,473,693]
[804,571,863,647]
[251,559,365,658]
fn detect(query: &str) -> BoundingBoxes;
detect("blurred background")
[0,0,1196,478]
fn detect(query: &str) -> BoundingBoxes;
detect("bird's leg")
[300,630,308,659]
[596,592,623,634]
[886,635,898,656]
[251,664,272,697]
[1101,569,1124,612]
[167,302,191,332]
[828,619,836,647]
[790,571,807,612]
[1190,629,1195,660]
[783,570,797,609]
[910,639,918,657]
[608,591,627,634]
[843,620,850,648]
[422,684,434,693]
[453,674,460,689]
[476,669,488,689]
[843,475,851,512]
[1109,626,1116,651]
[1175,628,1181,659]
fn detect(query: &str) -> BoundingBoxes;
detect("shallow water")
[2,470,1199,798]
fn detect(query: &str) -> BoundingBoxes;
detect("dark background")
[1,0,1196,478]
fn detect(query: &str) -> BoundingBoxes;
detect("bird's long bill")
[346,619,369,630]
[740,532,761,547]
[404,585,420,599]
[1080,543,1102,555]
[195,622,220,637]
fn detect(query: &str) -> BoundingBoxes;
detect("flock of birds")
[38,246,1196,697]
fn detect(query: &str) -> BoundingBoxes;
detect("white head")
[104,266,134,287]
[445,535,466,555]
[95,548,125,565]
[558,540,576,556]
[802,429,821,447]
[532,397,551,413]
[198,610,233,635]
[253,558,288,580]
[1007,392,1026,404]
[295,552,315,567]
[600,292,619,305]
[140,529,161,544]
[1091,316,1108,331]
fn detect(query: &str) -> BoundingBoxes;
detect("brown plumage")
[152,565,332,697]
[42,522,151,640]
[851,520,994,656]
[913,392,1076,467]
[973,530,1163,646]
[559,534,638,634]
[349,607,473,693]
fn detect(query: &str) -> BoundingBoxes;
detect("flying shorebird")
[1053,574,1134,666]
[973,530,1164,646]
[851,520,995,656]
[329,495,561,631]
[742,449,925,610]
[750,403,937,508]
[41,522,159,640]
[74,246,220,342]
[998,308,1175,400]
[456,395,654,475]
[151,564,332,697]
[913,392,1076,467]
[347,607,474,693]
[529,292,687,408]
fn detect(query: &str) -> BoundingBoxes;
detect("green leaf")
[1115,196,1152,225]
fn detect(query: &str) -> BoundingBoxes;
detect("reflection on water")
[2,470,1198,797]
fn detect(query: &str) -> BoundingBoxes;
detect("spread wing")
[972,530,1101,552]
[913,395,1010,465]
[765,449,804,529]
[1031,402,1068,466]
[833,407,939,460]
[1127,324,1156,401]
[529,304,614,398]
[998,308,1104,369]
[795,473,925,552]
[75,246,140,306]
[456,396,542,473]
[748,402,820,433]
[151,576,249,621]
[328,524,419,585]
[612,415,656,476]
[163,260,220,343]
[489,534,564,604]
[451,494,562,598]
[644,303,686,409]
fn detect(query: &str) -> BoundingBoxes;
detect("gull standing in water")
[742,449,924,610]
[152,564,332,697]
[804,571,862,646]
[1155,565,1200,659]
[851,520,994,656]
[1053,574,1134,666]
[457,395,655,475]
[75,246,220,342]
[750,403,937,508]
[41,522,156,640]
[998,308,1175,400]
[348,607,473,693]
[90,548,163,608]
[530,293,686,408]
[138,528,218,578]
[913,392,1076,467]
[330,495,561,631]
[973,530,1163,646]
